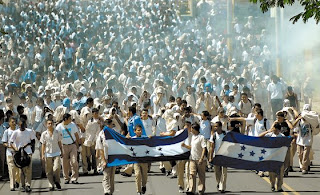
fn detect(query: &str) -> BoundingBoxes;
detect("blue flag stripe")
[104,127,188,147]
[212,155,283,173]
[107,152,190,167]
[223,132,292,148]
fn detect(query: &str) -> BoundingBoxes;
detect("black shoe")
[170,175,177,179]
[142,186,146,194]
[115,168,121,174]
[83,172,89,176]
[221,190,225,193]
[20,187,26,192]
[284,171,288,177]
[71,180,79,184]
[25,186,32,192]
[160,167,166,173]
[49,187,55,191]
[166,171,171,176]
[14,182,19,188]
[271,187,275,192]
[121,172,132,177]
[308,166,311,171]
[41,172,47,178]
[288,166,294,172]
[93,170,99,175]
[186,192,195,195]
[64,180,70,184]
[55,182,61,190]
[278,188,284,192]
[10,188,15,191]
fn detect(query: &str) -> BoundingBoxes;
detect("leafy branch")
[250,0,320,24]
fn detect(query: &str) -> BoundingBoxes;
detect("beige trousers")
[177,160,186,188]
[20,155,32,187]
[123,164,134,175]
[81,145,97,173]
[102,166,116,194]
[297,145,311,171]
[290,141,297,166]
[269,165,284,190]
[214,165,227,191]
[134,163,148,193]
[45,156,61,187]
[7,155,20,189]
[188,160,206,194]
[62,144,79,181]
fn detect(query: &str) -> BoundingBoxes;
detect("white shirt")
[190,134,206,160]
[56,122,78,145]
[265,132,285,137]
[40,130,62,157]
[246,118,270,137]
[95,130,108,160]
[142,118,155,136]
[200,119,211,140]
[34,105,43,122]
[84,118,100,147]
[1,128,15,156]
[267,82,284,100]
[295,120,313,146]
[209,131,226,153]
[9,128,36,154]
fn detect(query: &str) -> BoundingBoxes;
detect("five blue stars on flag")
[238,145,266,161]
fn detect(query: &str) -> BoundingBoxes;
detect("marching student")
[9,115,36,192]
[2,117,20,191]
[259,122,285,192]
[209,121,227,193]
[131,125,149,195]
[96,119,116,195]
[40,119,63,191]
[182,123,206,195]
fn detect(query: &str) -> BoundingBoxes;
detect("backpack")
[211,131,227,142]
[254,118,268,130]
[13,144,31,168]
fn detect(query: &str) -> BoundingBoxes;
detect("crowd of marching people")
[0,0,318,195]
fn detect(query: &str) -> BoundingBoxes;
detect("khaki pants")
[20,155,32,187]
[81,145,97,173]
[7,155,20,189]
[214,165,227,191]
[0,144,6,178]
[188,160,206,194]
[123,164,134,175]
[290,141,297,166]
[159,161,171,171]
[62,144,79,181]
[102,166,116,194]
[134,163,148,193]
[185,161,190,191]
[45,156,61,187]
[297,145,311,171]
[269,165,284,190]
[284,147,290,174]
[177,160,186,188]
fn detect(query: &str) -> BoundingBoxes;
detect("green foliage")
[250,0,320,24]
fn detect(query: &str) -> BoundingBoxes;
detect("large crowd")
[0,0,318,195]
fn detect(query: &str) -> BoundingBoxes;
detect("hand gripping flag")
[104,128,190,167]
[212,132,292,173]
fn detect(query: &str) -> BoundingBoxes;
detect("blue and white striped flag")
[212,132,292,173]
[104,128,190,167]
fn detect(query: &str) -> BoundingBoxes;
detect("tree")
[250,0,320,24]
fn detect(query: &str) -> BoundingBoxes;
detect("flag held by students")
[212,132,292,173]
[104,129,190,167]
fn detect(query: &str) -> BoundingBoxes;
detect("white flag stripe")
[107,139,189,157]
[217,141,288,162]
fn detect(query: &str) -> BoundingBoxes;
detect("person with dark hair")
[238,93,252,117]
[9,116,36,192]
[40,119,63,191]
[82,107,101,175]
[267,75,285,120]
[125,106,146,137]
[2,117,20,191]
[55,113,81,184]
[96,118,117,195]
[259,122,285,192]
[182,123,206,195]
[209,121,227,193]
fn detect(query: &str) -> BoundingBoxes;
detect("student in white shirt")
[259,122,285,192]
[40,119,63,191]
[182,123,206,195]
[209,121,227,193]
[2,117,20,191]
[9,116,36,192]
[141,109,155,136]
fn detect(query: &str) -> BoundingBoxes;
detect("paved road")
[1,135,319,195]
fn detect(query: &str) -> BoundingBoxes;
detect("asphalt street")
[0,135,319,195]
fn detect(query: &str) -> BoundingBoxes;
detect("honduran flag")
[104,128,190,167]
[212,132,292,173]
